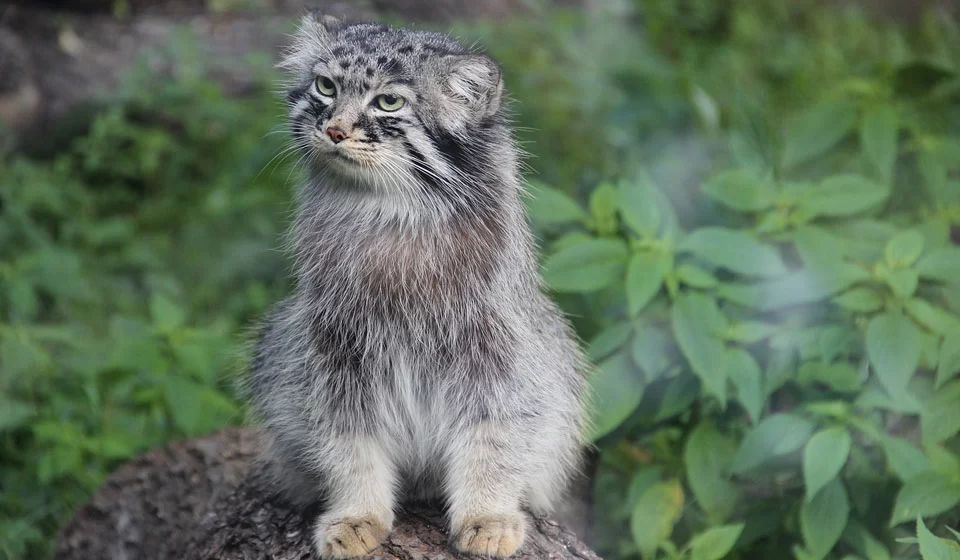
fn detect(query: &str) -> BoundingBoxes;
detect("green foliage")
[504,2,960,558]
[0,36,291,558]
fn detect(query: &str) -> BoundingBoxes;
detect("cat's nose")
[326,126,348,144]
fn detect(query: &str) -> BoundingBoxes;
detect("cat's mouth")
[321,146,381,181]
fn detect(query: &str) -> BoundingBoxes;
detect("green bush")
[486,1,960,559]
[0,37,292,558]
[2,3,959,559]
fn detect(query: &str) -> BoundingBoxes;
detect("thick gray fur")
[247,13,588,559]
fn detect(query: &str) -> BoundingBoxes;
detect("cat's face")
[283,16,504,195]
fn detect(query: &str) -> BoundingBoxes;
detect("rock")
[55,427,601,560]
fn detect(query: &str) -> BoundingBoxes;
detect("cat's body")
[249,15,588,559]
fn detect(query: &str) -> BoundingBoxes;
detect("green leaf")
[861,105,898,182]
[6,277,39,322]
[650,372,701,422]
[927,444,960,479]
[626,251,670,315]
[724,321,778,343]
[917,517,960,560]
[796,362,861,392]
[732,413,816,474]
[590,352,644,440]
[917,247,960,284]
[797,175,889,218]
[172,340,216,381]
[619,178,662,237]
[631,327,671,379]
[685,424,739,522]
[150,293,187,331]
[882,436,934,481]
[690,524,745,560]
[0,334,42,379]
[937,330,960,388]
[765,348,796,397]
[866,311,922,396]
[730,125,773,173]
[164,376,238,436]
[885,230,925,268]
[37,446,83,484]
[856,382,923,414]
[702,169,776,212]
[0,398,36,431]
[916,219,952,254]
[782,102,857,168]
[26,248,94,301]
[843,520,891,560]
[679,227,787,277]
[726,348,763,424]
[89,432,138,460]
[834,287,885,313]
[587,322,633,363]
[921,380,960,443]
[526,181,587,227]
[672,293,728,403]
[886,268,919,298]
[720,266,869,311]
[905,299,960,336]
[890,473,960,526]
[624,466,666,516]
[551,232,594,251]
[801,479,850,559]
[543,238,628,292]
[589,183,620,235]
[631,479,684,559]
[676,264,718,288]
[803,427,852,502]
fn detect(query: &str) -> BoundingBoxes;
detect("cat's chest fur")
[297,203,505,324]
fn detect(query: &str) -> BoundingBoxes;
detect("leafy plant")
[522,3,960,558]
[0,34,292,558]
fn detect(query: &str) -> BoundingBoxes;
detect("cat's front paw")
[451,513,526,557]
[313,514,390,559]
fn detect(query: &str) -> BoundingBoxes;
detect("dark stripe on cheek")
[355,115,380,143]
[286,85,308,105]
[427,128,468,171]
[376,117,406,138]
[403,140,454,197]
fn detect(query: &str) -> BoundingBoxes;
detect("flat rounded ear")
[303,11,342,32]
[280,12,342,74]
[442,54,503,118]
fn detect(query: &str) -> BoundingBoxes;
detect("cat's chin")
[315,154,388,192]
[318,151,369,179]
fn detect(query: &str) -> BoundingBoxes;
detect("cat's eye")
[374,94,405,112]
[315,76,337,97]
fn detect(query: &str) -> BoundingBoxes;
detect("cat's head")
[281,15,510,201]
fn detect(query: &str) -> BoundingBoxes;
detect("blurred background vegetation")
[2,0,960,559]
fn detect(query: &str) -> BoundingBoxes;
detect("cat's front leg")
[444,420,528,557]
[313,434,397,559]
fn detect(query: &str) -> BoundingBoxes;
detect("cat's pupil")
[383,95,397,104]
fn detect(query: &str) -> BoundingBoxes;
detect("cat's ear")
[302,11,342,34]
[279,12,341,74]
[441,54,503,119]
